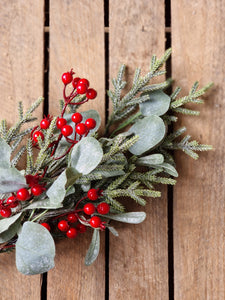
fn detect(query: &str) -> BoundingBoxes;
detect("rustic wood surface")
[47,1,105,299]
[0,0,44,299]
[109,1,168,299]
[172,0,225,299]
[0,0,224,299]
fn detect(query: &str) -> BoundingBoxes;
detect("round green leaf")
[128,116,166,155]
[70,137,103,175]
[140,90,171,116]
[16,221,55,275]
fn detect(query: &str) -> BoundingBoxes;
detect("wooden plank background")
[0,0,224,299]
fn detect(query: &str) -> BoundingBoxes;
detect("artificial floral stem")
[31,209,49,222]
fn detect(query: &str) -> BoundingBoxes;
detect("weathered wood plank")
[172,1,225,299]
[0,0,44,299]
[109,1,168,299]
[47,1,105,299]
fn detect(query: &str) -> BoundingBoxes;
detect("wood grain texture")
[0,0,44,299]
[172,1,225,299]
[48,0,105,130]
[109,1,168,299]
[47,1,105,299]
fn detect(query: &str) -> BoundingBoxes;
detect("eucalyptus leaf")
[0,212,23,244]
[0,215,22,243]
[0,138,11,168]
[16,221,55,275]
[103,212,146,224]
[46,170,67,206]
[153,162,178,177]
[0,212,22,234]
[140,90,171,116]
[108,226,119,237]
[85,229,100,266]
[65,167,81,188]
[0,167,27,193]
[70,137,103,175]
[24,198,63,210]
[136,153,164,166]
[128,116,166,155]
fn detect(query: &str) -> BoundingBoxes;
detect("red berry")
[31,184,44,196]
[78,78,89,88]
[83,203,95,215]
[76,223,87,233]
[40,118,50,130]
[6,196,19,208]
[71,112,83,123]
[0,207,12,218]
[67,213,78,223]
[58,220,70,232]
[61,125,73,137]
[56,118,67,129]
[97,202,110,215]
[86,88,97,100]
[87,189,99,201]
[41,223,51,231]
[77,83,88,94]
[75,123,87,135]
[90,216,101,228]
[62,72,73,85]
[33,131,44,143]
[72,77,80,88]
[85,118,96,130]
[17,188,30,201]
[66,228,78,239]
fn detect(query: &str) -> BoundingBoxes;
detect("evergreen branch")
[173,107,200,116]
[11,146,26,167]
[140,78,172,93]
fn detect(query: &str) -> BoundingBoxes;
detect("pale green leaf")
[0,212,22,243]
[70,137,103,175]
[128,116,166,155]
[103,212,146,224]
[140,90,171,116]
[16,221,55,275]
[136,153,164,166]
[0,138,11,168]
[85,229,100,266]
[46,170,67,205]
[0,167,27,193]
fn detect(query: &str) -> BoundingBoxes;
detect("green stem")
[31,209,49,222]
[110,111,141,138]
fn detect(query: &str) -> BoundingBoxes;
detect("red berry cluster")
[31,115,52,146]
[62,70,97,100]
[56,213,86,239]
[86,189,110,229]
[0,175,47,218]
[39,188,110,237]
[56,113,96,139]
